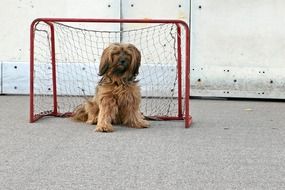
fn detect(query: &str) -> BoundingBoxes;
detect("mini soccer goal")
[30,18,192,128]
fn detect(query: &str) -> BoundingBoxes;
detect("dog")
[72,43,149,132]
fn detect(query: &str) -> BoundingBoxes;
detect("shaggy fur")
[72,43,149,132]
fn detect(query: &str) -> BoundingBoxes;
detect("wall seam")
[0,61,3,94]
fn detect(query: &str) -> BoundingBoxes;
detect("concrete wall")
[1,0,285,99]
[0,0,120,62]
[0,0,120,94]
[191,0,285,98]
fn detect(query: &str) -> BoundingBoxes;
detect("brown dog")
[72,43,149,132]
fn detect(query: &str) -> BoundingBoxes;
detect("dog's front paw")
[95,123,114,132]
[128,119,150,129]
[139,120,150,128]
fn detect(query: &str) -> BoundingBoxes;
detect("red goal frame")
[30,18,192,128]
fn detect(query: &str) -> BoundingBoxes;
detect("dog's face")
[99,43,141,81]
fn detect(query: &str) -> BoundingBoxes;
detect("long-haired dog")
[72,43,149,132]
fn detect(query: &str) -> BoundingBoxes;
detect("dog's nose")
[119,60,126,65]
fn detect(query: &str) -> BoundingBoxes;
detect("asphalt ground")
[0,96,284,190]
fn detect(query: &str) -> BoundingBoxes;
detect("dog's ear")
[99,62,109,76]
[129,44,141,77]
[98,46,111,76]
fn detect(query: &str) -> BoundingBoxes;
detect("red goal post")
[30,18,192,128]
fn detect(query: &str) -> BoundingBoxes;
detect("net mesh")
[32,21,186,119]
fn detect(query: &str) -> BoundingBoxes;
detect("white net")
[32,21,187,120]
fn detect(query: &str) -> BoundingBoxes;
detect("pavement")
[0,95,285,190]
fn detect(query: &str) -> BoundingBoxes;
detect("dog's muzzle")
[113,59,129,75]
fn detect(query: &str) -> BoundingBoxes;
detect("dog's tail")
[72,103,89,122]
